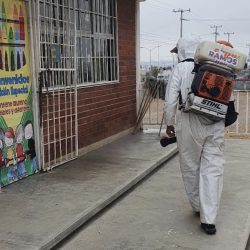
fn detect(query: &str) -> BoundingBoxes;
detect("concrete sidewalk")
[0,132,177,250]
[57,139,250,250]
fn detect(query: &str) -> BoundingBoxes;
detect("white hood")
[177,38,200,62]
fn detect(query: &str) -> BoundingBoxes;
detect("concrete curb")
[238,212,250,250]
[39,146,178,250]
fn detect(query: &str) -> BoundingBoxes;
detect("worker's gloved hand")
[166,125,175,137]
[160,136,177,147]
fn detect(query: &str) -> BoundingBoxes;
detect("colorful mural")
[0,0,37,187]
[0,1,26,71]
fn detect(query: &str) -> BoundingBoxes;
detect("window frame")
[75,0,119,88]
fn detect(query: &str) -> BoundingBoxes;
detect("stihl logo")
[201,99,222,110]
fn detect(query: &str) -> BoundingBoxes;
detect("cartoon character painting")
[24,121,38,173]
[4,127,17,183]
[15,124,26,179]
[0,1,37,187]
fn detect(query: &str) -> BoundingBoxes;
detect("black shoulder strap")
[192,63,200,73]
[181,58,194,63]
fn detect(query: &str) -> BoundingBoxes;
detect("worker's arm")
[164,64,182,136]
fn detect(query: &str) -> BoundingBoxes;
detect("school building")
[0,0,143,186]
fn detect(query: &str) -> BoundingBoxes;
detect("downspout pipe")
[136,0,141,128]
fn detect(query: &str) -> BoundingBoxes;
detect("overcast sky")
[140,0,250,64]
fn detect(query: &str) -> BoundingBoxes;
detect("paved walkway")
[0,133,249,250]
[56,139,250,250]
[0,132,177,250]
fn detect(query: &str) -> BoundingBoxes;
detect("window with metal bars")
[76,0,118,85]
[39,0,76,88]
[39,0,118,88]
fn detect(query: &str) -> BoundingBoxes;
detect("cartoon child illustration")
[24,121,38,173]
[0,129,5,186]
[4,127,17,183]
[15,124,26,179]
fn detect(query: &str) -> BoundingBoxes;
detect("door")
[33,0,78,170]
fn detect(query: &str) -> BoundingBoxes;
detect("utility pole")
[140,47,151,70]
[224,32,234,42]
[157,44,160,68]
[173,8,191,38]
[150,49,152,70]
[210,25,222,41]
[140,46,159,71]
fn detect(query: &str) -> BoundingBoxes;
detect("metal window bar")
[56,0,62,162]
[36,1,45,168]
[28,0,42,170]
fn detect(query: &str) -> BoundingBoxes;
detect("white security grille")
[75,0,118,85]
[34,0,78,170]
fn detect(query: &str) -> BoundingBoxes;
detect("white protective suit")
[165,38,225,225]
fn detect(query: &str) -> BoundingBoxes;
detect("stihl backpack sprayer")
[182,40,247,121]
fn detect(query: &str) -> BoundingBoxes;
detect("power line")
[153,0,176,9]
[143,0,176,12]
[191,18,250,22]
[141,37,176,44]
[141,31,177,40]
[141,33,169,39]
[141,2,172,13]
[210,25,222,41]
[173,8,191,38]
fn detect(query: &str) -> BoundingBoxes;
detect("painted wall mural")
[0,0,37,187]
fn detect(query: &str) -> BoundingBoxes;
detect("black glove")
[160,136,177,147]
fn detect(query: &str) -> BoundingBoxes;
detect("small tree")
[151,66,159,78]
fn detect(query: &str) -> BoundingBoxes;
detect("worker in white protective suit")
[164,38,227,235]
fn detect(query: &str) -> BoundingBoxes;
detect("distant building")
[0,0,143,186]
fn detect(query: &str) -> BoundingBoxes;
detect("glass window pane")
[75,0,118,85]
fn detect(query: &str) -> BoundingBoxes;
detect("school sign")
[0,0,37,187]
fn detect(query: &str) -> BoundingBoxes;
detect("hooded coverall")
[164,38,225,225]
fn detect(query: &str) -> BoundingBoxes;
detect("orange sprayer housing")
[192,70,234,105]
